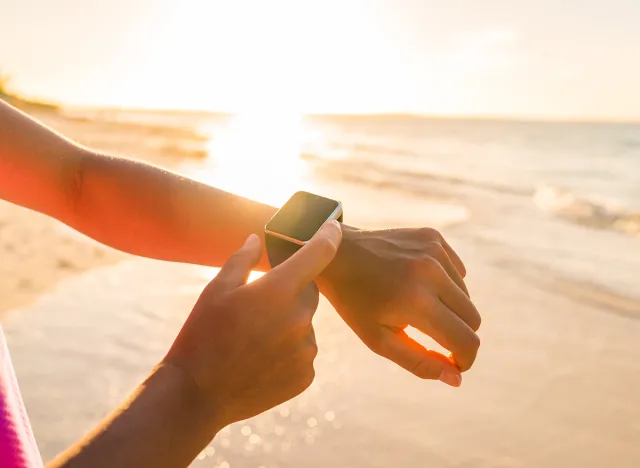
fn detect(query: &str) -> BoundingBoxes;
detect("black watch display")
[264,191,343,267]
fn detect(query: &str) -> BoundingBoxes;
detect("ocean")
[65,109,640,299]
[5,109,640,467]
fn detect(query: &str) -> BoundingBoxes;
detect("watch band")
[265,213,343,268]
[265,234,303,267]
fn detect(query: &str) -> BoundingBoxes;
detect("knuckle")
[314,236,338,258]
[297,367,315,391]
[270,279,296,300]
[301,333,319,359]
[364,332,390,357]
[419,256,444,277]
[305,341,319,361]
[199,278,220,298]
[425,240,446,256]
[291,314,314,336]
[470,331,481,353]
[224,249,246,266]
[411,358,439,380]
[420,227,441,242]
[469,311,482,332]
[198,281,229,306]
[298,283,320,307]
[291,334,318,362]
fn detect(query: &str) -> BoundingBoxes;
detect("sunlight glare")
[201,111,312,207]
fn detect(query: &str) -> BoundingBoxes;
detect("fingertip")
[242,233,261,250]
[319,220,342,249]
[438,367,462,387]
[230,233,262,271]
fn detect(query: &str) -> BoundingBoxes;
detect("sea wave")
[306,152,640,238]
[302,152,529,197]
[534,185,640,237]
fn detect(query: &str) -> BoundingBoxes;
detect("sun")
[200,109,312,207]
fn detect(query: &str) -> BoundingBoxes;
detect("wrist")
[153,360,225,436]
[50,361,227,468]
[317,223,362,299]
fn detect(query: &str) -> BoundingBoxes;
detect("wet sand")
[4,239,639,468]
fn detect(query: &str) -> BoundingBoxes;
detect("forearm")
[48,363,221,468]
[0,99,82,221]
[0,99,354,280]
[72,150,277,270]
[0,100,275,270]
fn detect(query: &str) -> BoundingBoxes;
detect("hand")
[318,226,480,387]
[164,221,342,429]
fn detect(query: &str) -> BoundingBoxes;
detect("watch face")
[266,191,341,243]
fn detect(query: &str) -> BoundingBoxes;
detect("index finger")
[441,236,466,278]
[263,221,342,290]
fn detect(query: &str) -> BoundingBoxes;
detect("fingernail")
[438,368,462,387]
[321,220,342,245]
[323,220,341,235]
[243,233,260,249]
[317,221,339,240]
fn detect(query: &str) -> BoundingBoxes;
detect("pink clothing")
[0,328,43,467]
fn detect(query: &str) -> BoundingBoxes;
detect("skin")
[0,100,480,381]
[0,100,482,463]
[49,223,342,467]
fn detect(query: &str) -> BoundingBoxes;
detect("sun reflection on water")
[198,112,314,207]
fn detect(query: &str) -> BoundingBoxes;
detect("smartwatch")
[264,191,343,267]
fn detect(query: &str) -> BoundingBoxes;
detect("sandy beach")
[2,109,639,467]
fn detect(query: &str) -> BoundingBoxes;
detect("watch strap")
[265,234,303,267]
[265,213,343,268]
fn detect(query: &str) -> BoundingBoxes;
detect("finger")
[308,325,317,347]
[409,298,480,372]
[426,242,469,297]
[265,221,342,290]
[297,282,320,319]
[375,328,462,386]
[285,282,320,327]
[214,234,262,292]
[438,272,481,331]
[440,236,466,278]
[278,283,319,337]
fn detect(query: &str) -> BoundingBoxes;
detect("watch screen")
[266,191,340,242]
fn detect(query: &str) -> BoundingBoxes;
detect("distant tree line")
[0,69,10,94]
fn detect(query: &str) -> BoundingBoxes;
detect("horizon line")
[10,92,639,125]
[61,103,640,125]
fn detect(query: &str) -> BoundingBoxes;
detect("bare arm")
[1,99,480,383]
[0,100,82,223]
[71,151,276,270]
[49,227,340,467]
[47,363,218,468]
[0,99,276,271]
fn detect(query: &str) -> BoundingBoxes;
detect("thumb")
[214,234,263,292]
[265,221,342,290]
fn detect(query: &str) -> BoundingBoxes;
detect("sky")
[1,0,640,119]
